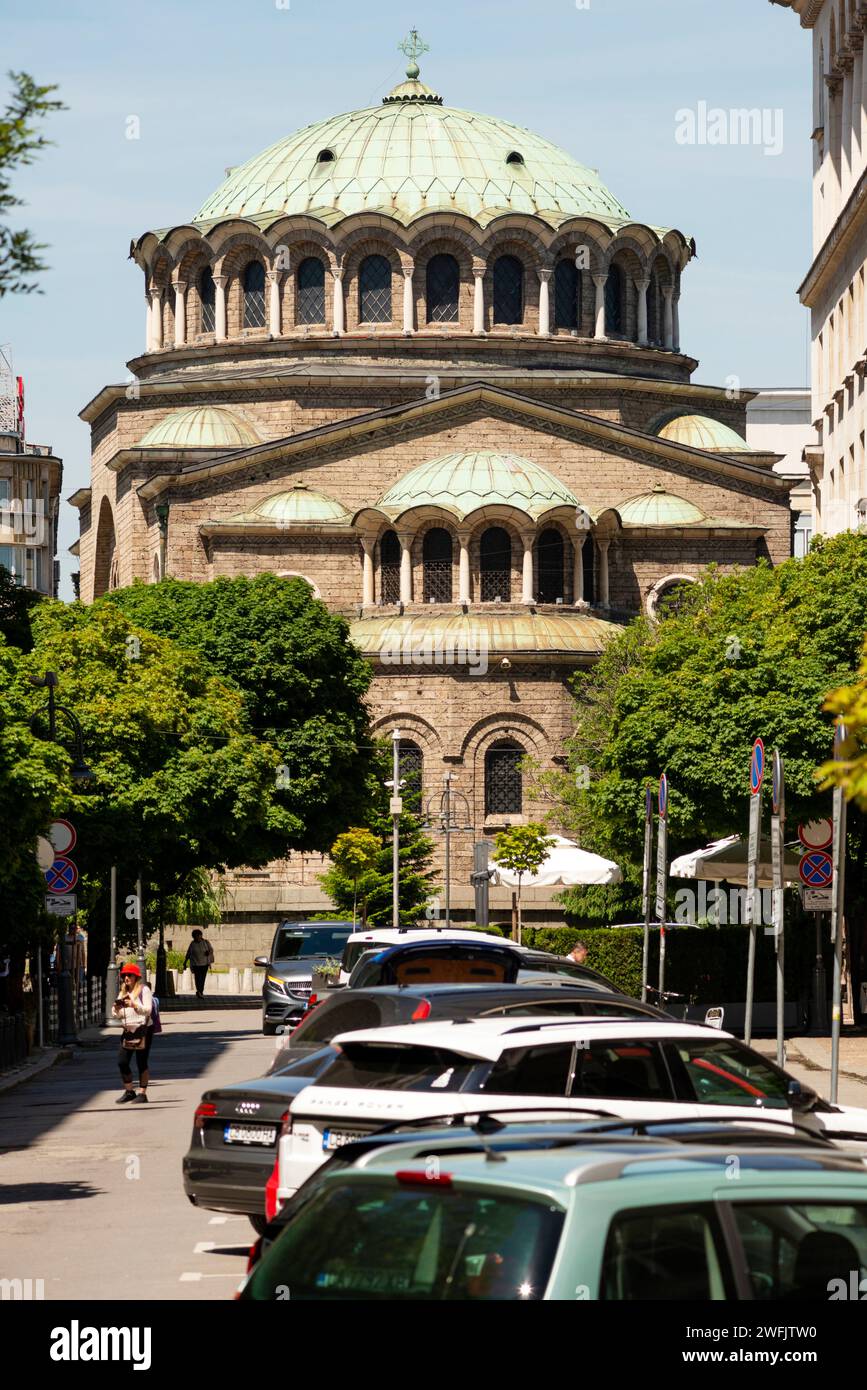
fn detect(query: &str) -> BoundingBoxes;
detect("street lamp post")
[422,773,473,929]
[29,672,95,1046]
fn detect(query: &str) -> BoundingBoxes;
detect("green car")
[240,1123,867,1301]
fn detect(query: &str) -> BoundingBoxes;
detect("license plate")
[224,1124,277,1146]
[322,1127,367,1152]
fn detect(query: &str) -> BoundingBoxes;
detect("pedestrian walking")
[568,940,589,966]
[112,963,154,1104]
[183,929,215,999]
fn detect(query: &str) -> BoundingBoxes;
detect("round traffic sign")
[798,850,833,888]
[45,856,78,893]
[750,738,765,796]
[772,749,784,817]
[658,773,668,820]
[48,819,76,856]
[798,818,833,850]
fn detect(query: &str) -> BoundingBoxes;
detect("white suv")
[337,927,517,985]
[275,1017,867,1206]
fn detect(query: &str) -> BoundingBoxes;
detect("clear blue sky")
[2,0,810,597]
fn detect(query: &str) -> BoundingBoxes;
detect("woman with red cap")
[112,963,154,1103]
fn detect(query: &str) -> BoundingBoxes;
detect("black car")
[256,920,354,1034]
[185,983,666,1231]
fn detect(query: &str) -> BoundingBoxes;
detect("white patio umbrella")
[490,835,622,888]
[669,834,802,888]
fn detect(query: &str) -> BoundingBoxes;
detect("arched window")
[398,740,423,813]
[426,254,460,323]
[554,259,580,331]
[480,526,512,601]
[537,529,565,603]
[199,266,215,333]
[493,254,524,324]
[297,257,326,324]
[423,528,453,603]
[242,260,266,328]
[485,740,524,816]
[605,264,624,335]
[359,255,392,323]
[380,529,400,604]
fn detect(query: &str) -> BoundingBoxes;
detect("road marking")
[208,1216,228,1224]
[193,1241,216,1253]
[179,1272,241,1281]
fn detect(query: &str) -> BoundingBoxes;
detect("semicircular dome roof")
[617,486,705,527]
[242,486,350,525]
[377,450,578,521]
[656,414,752,453]
[193,83,632,229]
[350,611,620,661]
[138,405,261,449]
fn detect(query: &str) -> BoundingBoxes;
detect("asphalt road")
[0,1009,274,1301]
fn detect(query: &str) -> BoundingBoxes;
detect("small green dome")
[378,450,578,521]
[138,406,261,449]
[193,97,631,229]
[618,486,705,527]
[656,414,752,453]
[225,485,350,527]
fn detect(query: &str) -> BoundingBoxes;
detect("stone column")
[853,42,863,178]
[174,282,187,348]
[269,272,282,337]
[399,534,413,603]
[361,539,375,607]
[145,294,154,352]
[842,62,853,199]
[537,268,552,336]
[663,288,674,350]
[597,538,611,608]
[592,274,607,339]
[214,275,227,342]
[473,267,486,334]
[521,535,535,604]
[672,291,680,353]
[573,534,586,604]
[402,266,415,334]
[635,278,649,346]
[150,288,163,351]
[332,267,345,335]
[458,534,471,604]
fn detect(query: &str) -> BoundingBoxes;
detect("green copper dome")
[193,80,632,229]
[138,406,261,449]
[656,414,752,453]
[212,485,350,529]
[618,486,706,527]
[378,450,578,521]
[350,611,620,663]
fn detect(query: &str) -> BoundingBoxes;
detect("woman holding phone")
[112,963,154,1104]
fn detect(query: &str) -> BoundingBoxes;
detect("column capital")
[174,279,187,294]
[634,277,650,292]
[592,272,608,289]
[401,262,414,279]
[536,266,553,283]
[662,285,674,301]
[472,262,487,279]
[212,273,227,288]
[331,264,345,282]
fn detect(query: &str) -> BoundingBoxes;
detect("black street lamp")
[30,671,95,1045]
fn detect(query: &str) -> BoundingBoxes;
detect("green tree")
[327,828,381,927]
[320,748,437,927]
[492,823,555,944]
[0,72,65,296]
[108,575,372,852]
[0,566,41,650]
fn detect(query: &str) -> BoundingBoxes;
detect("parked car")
[256,920,354,1034]
[241,1117,867,1300]
[345,934,619,992]
[268,981,670,1071]
[183,1045,336,1232]
[338,927,517,985]
[275,1016,867,1205]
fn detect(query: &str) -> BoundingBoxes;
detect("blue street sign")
[658,773,668,820]
[750,738,765,796]
[799,850,833,889]
[45,856,78,893]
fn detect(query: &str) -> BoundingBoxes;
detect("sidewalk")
[786,1034,867,1080]
[0,1020,113,1094]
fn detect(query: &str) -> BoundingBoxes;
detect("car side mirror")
[253,955,269,968]
[788,1078,816,1112]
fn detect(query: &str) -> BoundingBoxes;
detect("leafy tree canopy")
[0,71,65,295]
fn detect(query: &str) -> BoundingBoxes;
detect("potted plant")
[311,958,342,992]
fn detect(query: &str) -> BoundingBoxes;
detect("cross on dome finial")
[398,27,429,80]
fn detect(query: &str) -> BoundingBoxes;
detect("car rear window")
[243,1179,564,1300]
[316,1043,477,1092]
[393,953,510,986]
[289,997,383,1047]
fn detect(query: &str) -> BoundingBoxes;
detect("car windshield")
[340,940,382,975]
[316,1043,477,1092]
[272,927,351,962]
[519,957,613,989]
[243,1179,564,1300]
[670,1039,791,1109]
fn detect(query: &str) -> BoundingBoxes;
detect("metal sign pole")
[641,785,653,1003]
[106,865,118,1025]
[655,775,668,1000]
[135,873,146,982]
[744,738,764,1047]
[830,723,848,1104]
[771,750,785,1068]
[36,948,43,1049]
